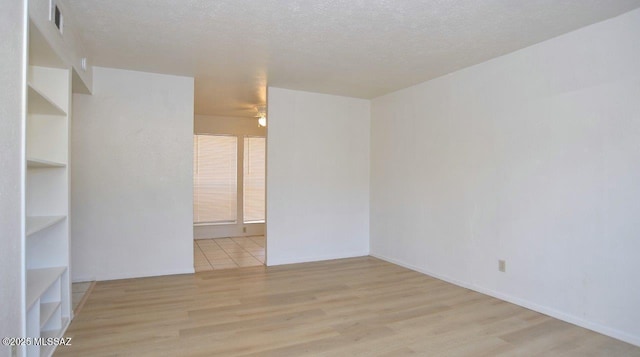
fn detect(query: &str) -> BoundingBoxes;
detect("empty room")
[2,1,640,356]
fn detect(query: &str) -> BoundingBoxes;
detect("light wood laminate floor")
[56,257,639,356]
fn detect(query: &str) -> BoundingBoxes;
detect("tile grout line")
[214,238,241,268]
[245,243,264,264]
[194,236,266,271]
[223,238,261,267]
[234,237,264,265]
[195,240,215,271]
[249,236,265,249]
[220,240,248,267]
[247,236,266,263]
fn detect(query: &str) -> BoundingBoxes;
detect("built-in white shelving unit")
[18,1,91,356]
[24,14,72,357]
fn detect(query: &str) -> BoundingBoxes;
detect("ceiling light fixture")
[256,105,267,127]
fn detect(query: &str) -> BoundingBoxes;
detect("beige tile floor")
[194,236,265,272]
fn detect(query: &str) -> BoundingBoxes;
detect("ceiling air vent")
[50,0,63,34]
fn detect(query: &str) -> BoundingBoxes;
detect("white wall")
[370,9,640,345]
[0,0,26,353]
[267,87,370,265]
[193,115,266,239]
[71,67,194,281]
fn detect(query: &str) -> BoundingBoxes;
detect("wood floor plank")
[55,257,640,356]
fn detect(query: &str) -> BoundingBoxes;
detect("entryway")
[192,112,267,272]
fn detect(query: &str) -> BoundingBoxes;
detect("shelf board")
[40,301,61,328]
[27,157,66,168]
[26,267,66,309]
[27,83,66,116]
[41,317,70,357]
[26,216,66,236]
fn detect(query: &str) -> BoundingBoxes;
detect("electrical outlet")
[243,227,247,233]
[498,260,506,272]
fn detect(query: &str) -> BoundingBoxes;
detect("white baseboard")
[266,250,369,267]
[370,252,640,347]
[73,266,195,282]
[71,276,95,283]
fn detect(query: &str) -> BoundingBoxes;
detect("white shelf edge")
[26,216,67,236]
[26,267,66,309]
[27,83,67,116]
[41,317,69,338]
[40,301,61,328]
[26,157,67,168]
[40,317,70,357]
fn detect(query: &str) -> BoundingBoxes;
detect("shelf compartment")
[40,317,70,357]
[26,216,66,237]
[27,83,67,116]
[28,21,66,69]
[26,267,66,309]
[26,157,66,168]
[40,302,61,328]
[42,317,69,338]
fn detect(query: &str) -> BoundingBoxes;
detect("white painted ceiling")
[63,0,640,117]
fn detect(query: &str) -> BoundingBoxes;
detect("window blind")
[243,137,266,223]
[193,135,237,224]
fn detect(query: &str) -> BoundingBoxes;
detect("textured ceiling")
[63,0,640,117]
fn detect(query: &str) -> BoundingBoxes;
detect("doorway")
[192,115,267,271]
